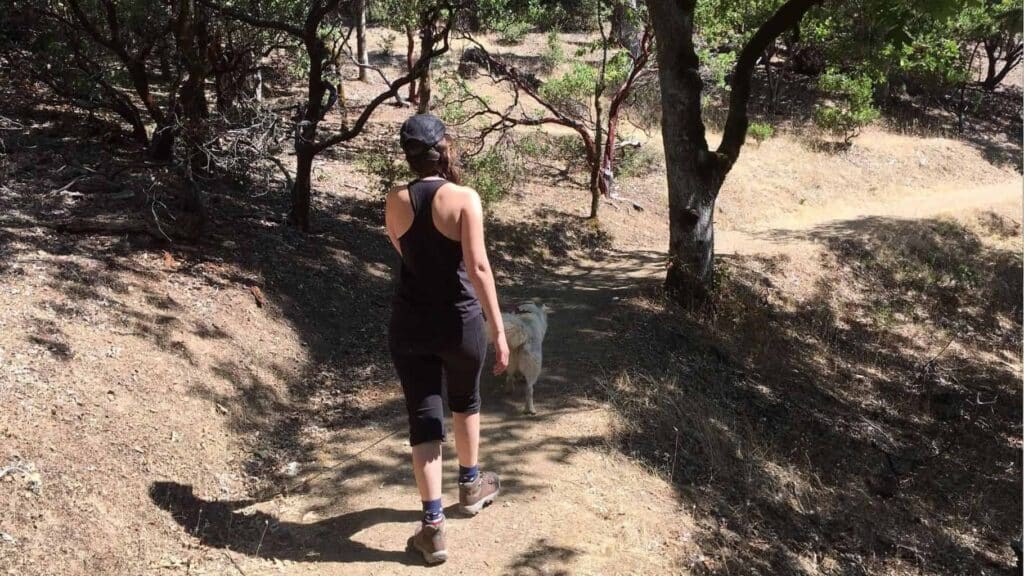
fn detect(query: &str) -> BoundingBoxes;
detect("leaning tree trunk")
[648,0,721,302]
[355,0,368,82]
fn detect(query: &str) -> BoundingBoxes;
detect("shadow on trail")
[150,481,427,565]
[148,401,605,566]
[2,97,618,569]
[4,91,1020,574]
[599,215,1021,574]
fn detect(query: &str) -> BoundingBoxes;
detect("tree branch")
[717,0,820,166]
[196,0,304,37]
[313,8,456,152]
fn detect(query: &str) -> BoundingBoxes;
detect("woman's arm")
[460,188,509,374]
[384,187,403,256]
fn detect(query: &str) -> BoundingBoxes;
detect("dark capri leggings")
[389,313,487,446]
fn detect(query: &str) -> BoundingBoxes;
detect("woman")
[385,114,510,564]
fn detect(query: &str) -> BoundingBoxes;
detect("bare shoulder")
[439,182,481,206]
[386,184,408,201]
[385,184,410,209]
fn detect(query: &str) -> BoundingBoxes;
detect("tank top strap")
[408,178,448,219]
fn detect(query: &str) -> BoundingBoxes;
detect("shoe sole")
[459,487,500,516]
[409,539,448,565]
[420,549,448,565]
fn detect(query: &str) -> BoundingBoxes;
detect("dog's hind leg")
[520,361,540,415]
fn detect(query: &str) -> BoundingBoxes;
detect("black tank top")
[392,178,481,326]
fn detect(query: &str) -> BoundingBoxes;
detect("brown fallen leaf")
[250,286,266,307]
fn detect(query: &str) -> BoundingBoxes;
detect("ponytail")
[406,135,462,184]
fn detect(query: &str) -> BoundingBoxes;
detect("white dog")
[488,302,549,414]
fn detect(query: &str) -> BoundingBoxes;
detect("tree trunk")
[764,49,779,115]
[416,26,434,113]
[981,38,1022,91]
[102,86,150,147]
[406,26,418,103]
[611,0,641,57]
[599,104,619,198]
[590,1,608,220]
[159,49,174,82]
[290,147,315,231]
[355,0,368,82]
[174,0,210,120]
[590,106,603,220]
[648,0,720,301]
[983,40,1000,90]
[664,174,719,304]
[254,68,263,102]
[288,37,329,231]
[179,74,209,119]
[150,125,176,161]
[647,0,818,302]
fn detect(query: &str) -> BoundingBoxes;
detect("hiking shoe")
[408,520,448,565]
[459,471,500,515]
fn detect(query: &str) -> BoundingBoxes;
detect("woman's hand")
[492,331,509,375]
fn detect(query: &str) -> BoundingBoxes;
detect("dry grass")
[0,25,1020,576]
[596,208,1022,575]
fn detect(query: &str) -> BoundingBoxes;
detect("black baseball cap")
[400,114,446,157]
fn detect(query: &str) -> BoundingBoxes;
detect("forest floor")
[1,31,1022,576]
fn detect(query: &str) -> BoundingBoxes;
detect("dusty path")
[154,250,697,576]
[718,179,1022,256]
[202,180,1020,575]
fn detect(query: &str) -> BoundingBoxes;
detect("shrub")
[540,62,597,108]
[697,48,737,90]
[380,32,397,61]
[464,144,524,205]
[358,146,412,193]
[550,134,587,165]
[508,131,587,176]
[495,19,531,44]
[615,145,661,178]
[602,50,632,93]
[539,30,564,73]
[515,131,553,158]
[747,122,774,144]
[623,77,662,130]
[814,70,880,145]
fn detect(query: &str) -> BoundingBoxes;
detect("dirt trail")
[152,249,698,576]
[718,179,1022,256]
[225,178,1020,575]
[201,405,691,576]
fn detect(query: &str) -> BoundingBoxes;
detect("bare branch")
[314,7,457,152]
[717,0,821,166]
